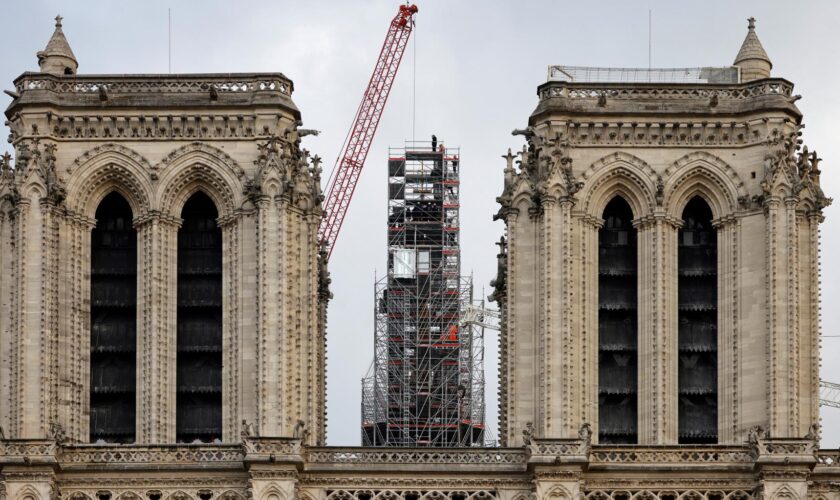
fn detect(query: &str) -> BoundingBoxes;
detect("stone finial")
[733,16,771,82]
[36,14,78,75]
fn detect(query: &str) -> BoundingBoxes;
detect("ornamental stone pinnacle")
[36,14,78,75]
[734,16,772,81]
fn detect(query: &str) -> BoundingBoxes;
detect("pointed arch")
[113,493,142,500]
[581,152,658,219]
[598,196,638,444]
[768,486,799,500]
[157,143,243,217]
[14,485,42,500]
[65,144,153,218]
[678,197,718,444]
[258,485,288,500]
[65,493,95,500]
[163,491,196,500]
[664,152,746,220]
[89,192,137,444]
[544,485,573,500]
[176,191,223,443]
[510,175,538,213]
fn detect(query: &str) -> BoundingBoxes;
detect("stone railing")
[14,73,292,97]
[527,438,589,466]
[756,438,816,456]
[528,439,587,457]
[816,450,840,467]
[538,79,793,102]
[0,440,58,464]
[589,445,755,464]
[306,447,528,466]
[243,437,302,462]
[59,444,246,469]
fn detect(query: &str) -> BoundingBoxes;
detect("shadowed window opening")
[90,192,137,443]
[176,191,223,443]
[597,197,638,444]
[678,196,718,443]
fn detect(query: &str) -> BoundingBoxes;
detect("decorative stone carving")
[242,420,258,439]
[11,138,66,205]
[497,128,584,220]
[46,422,67,444]
[759,127,829,211]
[489,235,507,303]
[318,245,332,301]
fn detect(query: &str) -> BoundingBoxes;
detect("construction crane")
[821,380,840,408]
[318,4,419,259]
[461,304,501,331]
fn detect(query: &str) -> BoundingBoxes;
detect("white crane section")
[461,304,501,331]
[821,380,840,408]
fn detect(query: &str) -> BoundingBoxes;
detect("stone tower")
[0,17,329,448]
[493,18,829,446]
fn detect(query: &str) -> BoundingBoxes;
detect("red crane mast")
[319,4,418,259]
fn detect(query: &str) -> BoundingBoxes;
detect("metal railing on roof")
[547,66,741,84]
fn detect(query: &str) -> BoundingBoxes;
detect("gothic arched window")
[598,197,638,444]
[678,196,718,443]
[90,192,137,443]
[176,192,223,443]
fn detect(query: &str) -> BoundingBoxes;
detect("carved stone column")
[801,212,823,433]
[55,212,96,442]
[541,197,569,437]
[0,440,58,500]
[764,195,802,437]
[502,204,540,446]
[715,215,741,443]
[254,196,285,437]
[220,212,244,443]
[135,211,181,443]
[577,214,600,441]
[243,438,302,500]
[635,213,680,444]
[754,438,816,500]
[529,438,589,500]
[1,468,56,500]
[0,208,13,435]
[301,212,325,445]
[8,194,63,439]
[7,200,25,438]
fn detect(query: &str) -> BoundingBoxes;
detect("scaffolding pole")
[361,141,486,447]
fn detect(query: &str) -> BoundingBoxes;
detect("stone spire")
[36,15,78,75]
[733,17,771,82]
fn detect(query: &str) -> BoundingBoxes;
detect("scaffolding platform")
[361,140,486,447]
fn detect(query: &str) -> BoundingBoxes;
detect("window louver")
[678,197,718,443]
[176,192,223,443]
[90,193,137,443]
[598,197,638,444]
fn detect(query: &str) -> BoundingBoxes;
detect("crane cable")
[412,15,417,142]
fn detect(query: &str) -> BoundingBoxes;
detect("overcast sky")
[2,0,840,447]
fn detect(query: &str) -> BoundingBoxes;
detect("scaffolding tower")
[361,140,486,447]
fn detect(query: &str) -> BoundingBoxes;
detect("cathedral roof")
[36,15,78,74]
[733,17,771,69]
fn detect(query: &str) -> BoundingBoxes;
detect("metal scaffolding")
[361,140,486,447]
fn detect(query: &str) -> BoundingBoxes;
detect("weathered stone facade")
[1,15,839,500]
[1,12,328,463]
[492,23,828,448]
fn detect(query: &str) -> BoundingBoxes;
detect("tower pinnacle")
[733,17,771,82]
[37,14,78,75]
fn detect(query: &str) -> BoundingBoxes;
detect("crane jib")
[318,4,418,259]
